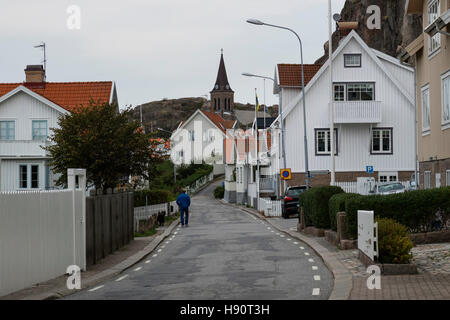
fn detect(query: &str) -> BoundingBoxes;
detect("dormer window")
[344,54,362,68]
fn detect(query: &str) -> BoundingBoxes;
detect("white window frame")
[442,70,450,128]
[315,129,338,155]
[446,170,450,186]
[344,54,362,68]
[421,85,431,134]
[427,0,441,56]
[0,120,15,140]
[379,172,398,183]
[424,170,432,189]
[32,120,48,141]
[333,83,375,102]
[371,128,393,154]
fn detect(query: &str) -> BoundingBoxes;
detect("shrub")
[377,218,413,264]
[328,193,361,231]
[214,186,225,199]
[345,187,450,239]
[134,189,172,207]
[299,186,345,229]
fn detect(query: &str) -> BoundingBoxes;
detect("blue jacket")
[176,192,191,209]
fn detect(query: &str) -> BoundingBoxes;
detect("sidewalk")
[226,201,450,300]
[1,218,179,300]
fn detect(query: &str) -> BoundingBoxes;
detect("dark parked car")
[282,186,307,219]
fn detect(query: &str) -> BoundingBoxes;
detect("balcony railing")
[0,140,50,157]
[333,101,382,124]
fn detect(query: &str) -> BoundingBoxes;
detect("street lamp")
[247,18,311,189]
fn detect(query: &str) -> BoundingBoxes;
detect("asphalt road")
[66,181,333,300]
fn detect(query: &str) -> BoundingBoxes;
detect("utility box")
[358,210,378,261]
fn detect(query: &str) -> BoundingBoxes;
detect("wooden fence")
[85,189,134,267]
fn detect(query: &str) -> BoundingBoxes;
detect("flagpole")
[255,88,260,209]
[329,0,336,186]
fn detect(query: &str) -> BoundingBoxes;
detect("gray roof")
[234,109,271,126]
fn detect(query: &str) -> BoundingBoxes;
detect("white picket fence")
[258,198,282,217]
[335,181,411,194]
[186,172,214,195]
[0,169,86,298]
[134,201,178,231]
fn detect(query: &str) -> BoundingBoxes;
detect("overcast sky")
[0,0,346,109]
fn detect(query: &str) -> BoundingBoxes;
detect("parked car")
[282,186,307,219]
[371,182,406,195]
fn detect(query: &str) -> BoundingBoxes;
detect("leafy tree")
[45,101,163,190]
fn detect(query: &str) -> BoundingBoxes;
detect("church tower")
[210,50,234,115]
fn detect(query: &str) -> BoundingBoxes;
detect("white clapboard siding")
[0,189,84,297]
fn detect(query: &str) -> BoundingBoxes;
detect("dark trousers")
[180,207,189,225]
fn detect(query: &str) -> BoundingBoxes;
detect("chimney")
[25,65,45,83]
[337,21,359,42]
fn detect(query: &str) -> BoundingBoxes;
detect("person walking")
[176,189,191,227]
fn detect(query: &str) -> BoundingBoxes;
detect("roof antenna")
[34,42,47,81]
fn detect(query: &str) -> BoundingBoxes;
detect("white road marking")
[145,260,151,264]
[300,246,305,250]
[312,288,320,296]
[116,275,129,282]
[174,232,178,235]
[161,245,166,248]
[158,249,162,253]
[271,231,275,233]
[308,258,314,263]
[89,285,104,292]
[134,267,142,272]
[314,275,321,281]
[152,254,158,257]
[287,238,292,241]
[304,252,310,256]
[294,242,299,244]
[267,227,271,230]
[280,235,285,238]
[312,266,318,270]
[276,233,280,236]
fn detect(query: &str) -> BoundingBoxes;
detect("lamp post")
[247,19,311,189]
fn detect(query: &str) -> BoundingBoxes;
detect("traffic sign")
[280,169,292,180]
[366,166,374,174]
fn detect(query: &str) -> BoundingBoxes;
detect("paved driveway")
[66,182,333,300]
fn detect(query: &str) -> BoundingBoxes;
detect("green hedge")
[134,189,172,207]
[328,193,361,231]
[214,186,225,199]
[345,187,450,239]
[377,218,413,264]
[299,186,344,229]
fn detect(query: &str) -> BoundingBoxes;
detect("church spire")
[212,49,233,92]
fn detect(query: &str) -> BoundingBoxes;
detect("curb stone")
[22,218,180,300]
[220,199,353,300]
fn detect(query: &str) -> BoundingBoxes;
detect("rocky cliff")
[315,0,423,64]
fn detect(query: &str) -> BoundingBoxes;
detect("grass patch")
[134,227,157,238]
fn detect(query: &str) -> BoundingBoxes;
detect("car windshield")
[287,188,306,197]
[378,183,404,193]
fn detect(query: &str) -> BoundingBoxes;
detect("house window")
[442,72,450,126]
[421,85,431,133]
[348,83,374,101]
[424,171,431,189]
[31,165,39,189]
[379,172,398,183]
[371,128,392,154]
[32,120,48,140]
[189,130,195,141]
[334,83,375,101]
[315,129,338,155]
[19,165,28,189]
[428,0,441,55]
[344,54,362,67]
[446,170,450,186]
[380,176,388,183]
[0,121,15,140]
[334,84,345,101]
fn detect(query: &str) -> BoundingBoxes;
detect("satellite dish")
[333,13,341,22]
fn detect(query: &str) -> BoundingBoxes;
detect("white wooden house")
[170,109,236,176]
[275,31,416,190]
[0,65,117,191]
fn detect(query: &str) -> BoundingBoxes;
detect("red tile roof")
[277,64,322,88]
[201,110,235,133]
[0,82,113,112]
